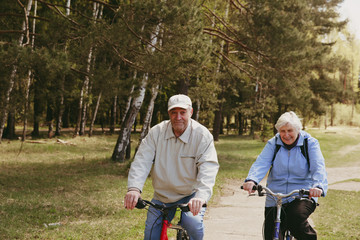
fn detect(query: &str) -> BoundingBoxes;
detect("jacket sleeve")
[245,137,276,184]
[308,137,328,196]
[194,138,219,202]
[127,130,156,192]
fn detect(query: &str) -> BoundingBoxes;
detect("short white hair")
[275,111,302,132]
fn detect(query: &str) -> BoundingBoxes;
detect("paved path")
[204,167,360,240]
[204,182,265,240]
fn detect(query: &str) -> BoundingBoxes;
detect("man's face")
[279,124,299,145]
[169,107,193,137]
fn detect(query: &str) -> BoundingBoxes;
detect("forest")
[1,0,360,162]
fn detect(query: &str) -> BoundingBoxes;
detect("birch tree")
[112,74,148,162]
[74,2,103,136]
[22,0,37,141]
[0,0,33,143]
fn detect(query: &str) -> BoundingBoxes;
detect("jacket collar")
[165,119,192,143]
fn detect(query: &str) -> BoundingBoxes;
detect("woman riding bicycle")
[242,111,328,240]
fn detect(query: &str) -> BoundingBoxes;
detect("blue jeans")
[144,194,206,240]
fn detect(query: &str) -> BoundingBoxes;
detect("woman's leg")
[264,206,288,240]
[285,199,317,240]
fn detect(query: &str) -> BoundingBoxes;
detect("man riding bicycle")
[124,94,219,240]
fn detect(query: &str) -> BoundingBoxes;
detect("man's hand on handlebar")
[124,188,141,210]
[188,198,206,216]
[242,181,256,194]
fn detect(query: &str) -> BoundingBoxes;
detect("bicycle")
[241,185,320,240]
[135,198,206,240]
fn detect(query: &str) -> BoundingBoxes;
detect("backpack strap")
[271,136,281,164]
[300,138,310,168]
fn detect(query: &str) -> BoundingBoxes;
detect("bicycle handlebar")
[135,198,207,212]
[241,185,323,198]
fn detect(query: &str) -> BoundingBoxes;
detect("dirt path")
[204,166,360,240]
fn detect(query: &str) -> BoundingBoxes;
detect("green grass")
[313,190,360,240]
[1,127,360,239]
[306,127,360,167]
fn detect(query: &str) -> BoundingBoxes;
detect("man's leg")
[181,207,206,240]
[144,199,176,240]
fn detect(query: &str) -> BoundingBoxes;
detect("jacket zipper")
[286,150,290,199]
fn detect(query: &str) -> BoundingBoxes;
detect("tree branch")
[88,0,118,11]
[0,13,49,21]
[218,51,256,80]
[120,16,163,53]
[37,0,85,27]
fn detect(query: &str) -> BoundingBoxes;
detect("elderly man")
[124,94,219,240]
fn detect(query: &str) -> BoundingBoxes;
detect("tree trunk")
[31,82,43,138]
[75,2,101,136]
[193,99,200,121]
[46,101,54,138]
[330,104,334,127]
[178,78,189,95]
[238,112,243,135]
[4,110,16,140]
[22,70,32,141]
[110,95,117,134]
[89,91,102,137]
[0,68,17,142]
[121,75,136,125]
[55,0,71,136]
[212,109,222,141]
[22,1,37,141]
[55,79,65,136]
[0,0,33,143]
[78,51,92,136]
[135,84,159,152]
[112,74,148,162]
[66,0,71,16]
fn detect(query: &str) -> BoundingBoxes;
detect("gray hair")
[275,111,302,132]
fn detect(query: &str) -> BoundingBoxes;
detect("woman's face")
[279,124,299,145]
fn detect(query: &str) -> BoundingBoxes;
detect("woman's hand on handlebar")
[309,187,323,198]
[188,198,206,216]
[242,181,256,194]
[124,189,141,210]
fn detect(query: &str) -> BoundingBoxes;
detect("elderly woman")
[242,111,327,240]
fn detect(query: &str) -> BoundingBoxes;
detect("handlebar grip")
[303,190,310,195]
[241,185,260,190]
[179,203,207,212]
[299,189,325,197]
[135,198,147,209]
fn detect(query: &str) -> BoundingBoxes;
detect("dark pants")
[264,199,317,240]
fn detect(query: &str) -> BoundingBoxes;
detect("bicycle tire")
[176,229,189,240]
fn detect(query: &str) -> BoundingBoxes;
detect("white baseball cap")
[168,94,192,111]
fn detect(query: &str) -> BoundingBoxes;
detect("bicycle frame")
[135,198,196,240]
[242,185,311,240]
[267,187,303,240]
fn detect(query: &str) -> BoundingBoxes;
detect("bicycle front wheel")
[176,229,189,240]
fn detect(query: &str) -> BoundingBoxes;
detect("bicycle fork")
[273,204,282,240]
[273,197,285,240]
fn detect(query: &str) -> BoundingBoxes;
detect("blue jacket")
[246,130,328,207]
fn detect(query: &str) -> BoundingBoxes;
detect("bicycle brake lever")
[135,199,147,209]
